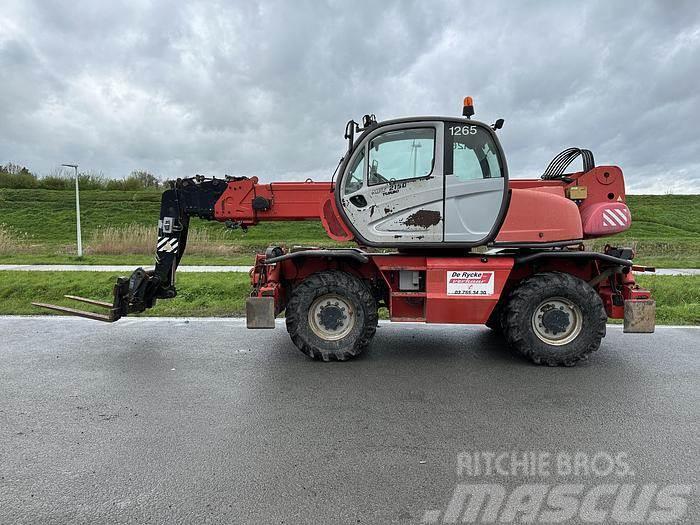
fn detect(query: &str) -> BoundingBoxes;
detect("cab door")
[339,122,444,245]
[443,121,508,243]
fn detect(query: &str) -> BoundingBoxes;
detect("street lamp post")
[62,164,82,257]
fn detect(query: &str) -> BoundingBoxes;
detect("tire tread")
[285,270,377,361]
[502,272,607,366]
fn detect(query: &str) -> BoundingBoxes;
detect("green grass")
[618,195,700,238]
[635,275,700,325]
[0,190,698,267]
[0,271,697,324]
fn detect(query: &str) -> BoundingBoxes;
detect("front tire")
[285,270,378,361]
[502,272,607,366]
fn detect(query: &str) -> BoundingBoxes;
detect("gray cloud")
[1,0,699,192]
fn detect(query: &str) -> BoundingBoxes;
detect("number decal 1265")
[449,125,477,136]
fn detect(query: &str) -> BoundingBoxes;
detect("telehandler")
[34,98,656,365]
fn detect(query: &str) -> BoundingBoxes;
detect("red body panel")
[496,187,583,242]
[424,258,514,324]
[370,255,514,323]
[581,202,631,237]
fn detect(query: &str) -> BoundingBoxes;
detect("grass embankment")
[0,188,343,265]
[0,190,698,267]
[0,271,697,325]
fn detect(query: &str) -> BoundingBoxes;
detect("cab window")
[450,125,504,181]
[368,128,435,185]
[343,149,365,195]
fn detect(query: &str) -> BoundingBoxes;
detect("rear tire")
[502,272,607,366]
[285,270,378,361]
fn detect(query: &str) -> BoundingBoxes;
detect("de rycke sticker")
[446,271,495,296]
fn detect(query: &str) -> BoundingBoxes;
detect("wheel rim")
[531,297,583,346]
[308,293,356,341]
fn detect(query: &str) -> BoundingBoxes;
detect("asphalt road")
[1,317,698,524]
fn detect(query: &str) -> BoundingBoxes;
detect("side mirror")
[492,118,505,131]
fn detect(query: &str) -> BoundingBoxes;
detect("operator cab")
[336,99,509,247]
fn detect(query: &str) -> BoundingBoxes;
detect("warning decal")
[446,271,495,296]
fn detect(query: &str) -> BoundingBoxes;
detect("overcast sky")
[1,0,699,193]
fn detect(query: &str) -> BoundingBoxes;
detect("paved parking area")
[1,317,698,523]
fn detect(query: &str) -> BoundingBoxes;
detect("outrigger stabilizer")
[32,176,231,321]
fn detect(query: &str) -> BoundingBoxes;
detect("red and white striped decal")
[602,207,629,227]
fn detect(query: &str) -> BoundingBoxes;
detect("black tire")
[502,272,607,366]
[285,270,378,361]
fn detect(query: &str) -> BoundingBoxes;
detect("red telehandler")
[34,98,656,365]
